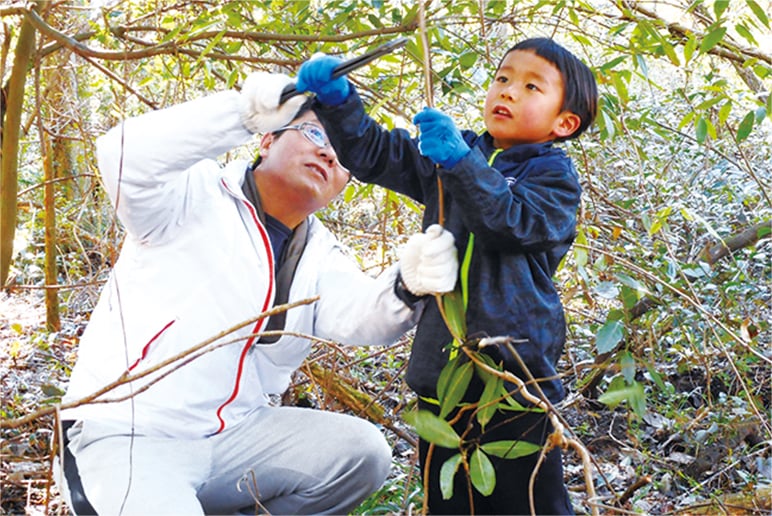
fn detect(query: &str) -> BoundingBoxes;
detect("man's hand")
[296,54,351,106]
[399,224,458,296]
[241,72,307,134]
[413,107,471,168]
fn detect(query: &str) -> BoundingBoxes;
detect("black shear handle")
[279,37,408,104]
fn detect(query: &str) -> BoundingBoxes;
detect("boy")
[297,37,598,514]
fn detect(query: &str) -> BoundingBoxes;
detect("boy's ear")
[553,111,581,139]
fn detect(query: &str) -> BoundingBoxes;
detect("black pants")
[417,399,574,515]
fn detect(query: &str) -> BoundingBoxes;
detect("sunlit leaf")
[404,410,461,448]
[737,111,755,141]
[699,26,727,54]
[439,453,463,500]
[734,23,758,46]
[696,117,708,143]
[459,51,477,68]
[713,0,729,20]
[469,448,495,496]
[684,35,698,63]
[746,0,770,28]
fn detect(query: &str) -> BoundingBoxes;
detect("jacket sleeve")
[95,91,254,244]
[440,149,581,252]
[313,89,437,203]
[304,221,423,345]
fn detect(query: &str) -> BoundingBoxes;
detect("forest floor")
[1,290,770,515]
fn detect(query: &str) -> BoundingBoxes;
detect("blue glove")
[296,54,351,106]
[413,107,471,168]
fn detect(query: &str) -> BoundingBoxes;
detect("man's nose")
[318,146,338,167]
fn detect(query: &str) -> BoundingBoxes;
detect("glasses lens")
[301,124,328,148]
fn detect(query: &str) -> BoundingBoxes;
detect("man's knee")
[333,417,391,492]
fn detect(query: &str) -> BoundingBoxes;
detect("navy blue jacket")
[314,90,581,403]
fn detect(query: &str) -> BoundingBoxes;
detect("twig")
[469,341,600,516]
[0,297,319,429]
[617,475,651,506]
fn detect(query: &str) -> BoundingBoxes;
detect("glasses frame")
[274,122,330,149]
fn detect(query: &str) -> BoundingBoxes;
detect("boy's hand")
[240,72,307,134]
[296,54,351,106]
[413,107,471,168]
[399,224,458,296]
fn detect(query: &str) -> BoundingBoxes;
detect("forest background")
[0,0,770,514]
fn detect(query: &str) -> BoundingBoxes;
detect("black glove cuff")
[394,271,426,308]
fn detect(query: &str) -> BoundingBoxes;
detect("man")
[56,72,458,515]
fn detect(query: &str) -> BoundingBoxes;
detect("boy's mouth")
[492,105,512,118]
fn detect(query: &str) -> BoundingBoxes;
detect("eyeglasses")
[274,122,331,149]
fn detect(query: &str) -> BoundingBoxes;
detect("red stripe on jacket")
[215,182,275,433]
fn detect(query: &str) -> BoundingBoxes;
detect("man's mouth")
[307,163,328,181]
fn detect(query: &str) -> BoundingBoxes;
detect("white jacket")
[62,90,420,438]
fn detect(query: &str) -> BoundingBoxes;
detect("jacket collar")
[475,132,555,164]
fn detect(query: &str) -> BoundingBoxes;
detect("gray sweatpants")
[57,406,392,515]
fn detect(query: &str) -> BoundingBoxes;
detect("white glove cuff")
[240,72,306,134]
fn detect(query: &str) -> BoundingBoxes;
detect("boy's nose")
[501,84,517,101]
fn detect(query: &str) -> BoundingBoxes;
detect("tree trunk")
[0,13,36,287]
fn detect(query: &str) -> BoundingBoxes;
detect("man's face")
[484,49,576,148]
[257,111,350,214]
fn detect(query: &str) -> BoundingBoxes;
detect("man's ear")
[553,112,581,139]
[258,132,275,155]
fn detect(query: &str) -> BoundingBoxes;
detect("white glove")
[399,224,459,296]
[240,72,307,134]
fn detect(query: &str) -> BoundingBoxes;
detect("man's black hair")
[498,37,598,141]
[250,96,316,170]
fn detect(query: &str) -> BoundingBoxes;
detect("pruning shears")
[279,37,408,104]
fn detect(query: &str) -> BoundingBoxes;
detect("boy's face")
[484,49,580,149]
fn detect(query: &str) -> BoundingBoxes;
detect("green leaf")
[476,370,503,429]
[404,409,461,448]
[439,453,463,500]
[574,228,588,267]
[620,350,636,384]
[737,111,755,141]
[439,360,473,419]
[718,100,733,125]
[684,35,698,63]
[459,51,477,68]
[696,116,708,143]
[596,319,624,354]
[598,378,646,418]
[442,287,467,342]
[713,0,729,20]
[734,23,758,46]
[469,448,496,496]
[481,440,541,459]
[699,26,727,54]
[746,0,770,28]
[619,285,639,311]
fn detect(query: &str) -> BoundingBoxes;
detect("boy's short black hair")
[499,37,598,141]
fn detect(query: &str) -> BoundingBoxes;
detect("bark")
[0,13,36,287]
